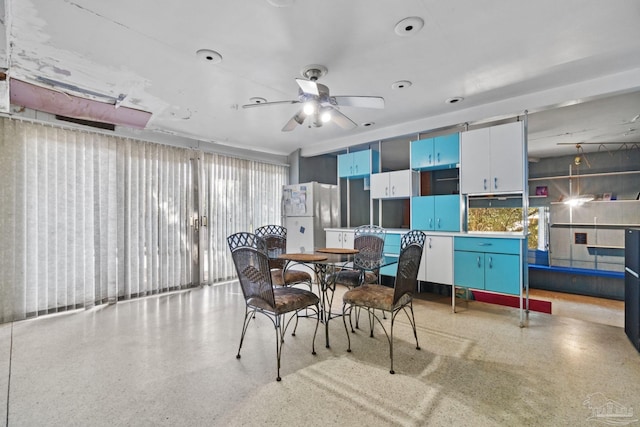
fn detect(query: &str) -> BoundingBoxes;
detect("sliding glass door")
[197,152,288,284]
[0,118,287,323]
[0,120,196,322]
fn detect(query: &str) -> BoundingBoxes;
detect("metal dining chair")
[329,224,386,288]
[341,230,426,374]
[227,232,320,381]
[255,225,314,291]
[327,225,386,330]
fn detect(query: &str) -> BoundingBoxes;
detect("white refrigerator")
[283,182,339,253]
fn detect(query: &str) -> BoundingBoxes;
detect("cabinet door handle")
[437,218,441,228]
[428,238,432,249]
[338,233,342,243]
[385,186,389,196]
[477,256,481,268]
[436,152,440,163]
[494,177,498,189]
[429,218,433,228]
[483,178,487,190]
[428,153,432,165]
[392,185,395,195]
[355,165,358,174]
[349,166,353,175]
[488,256,493,269]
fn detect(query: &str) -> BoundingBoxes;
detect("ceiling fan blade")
[242,100,299,109]
[295,78,319,96]
[330,108,357,130]
[282,110,305,132]
[333,96,385,109]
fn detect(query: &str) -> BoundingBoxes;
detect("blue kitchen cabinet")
[453,250,485,289]
[411,194,461,232]
[484,252,521,294]
[338,149,379,179]
[379,232,402,277]
[453,236,522,295]
[410,134,459,171]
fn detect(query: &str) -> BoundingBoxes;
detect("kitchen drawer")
[454,237,520,255]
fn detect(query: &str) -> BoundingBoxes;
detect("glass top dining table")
[276,248,399,349]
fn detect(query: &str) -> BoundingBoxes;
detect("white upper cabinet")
[370,170,419,199]
[460,121,525,195]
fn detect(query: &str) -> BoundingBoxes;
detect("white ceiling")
[5,0,640,159]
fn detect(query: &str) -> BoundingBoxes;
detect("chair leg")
[368,309,375,338]
[390,314,395,374]
[311,303,319,356]
[275,314,284,381]
[236,307,255,359]
[406,302,421,350]
[342,302,352,352]
[291,311,299,337]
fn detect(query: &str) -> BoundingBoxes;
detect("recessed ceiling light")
[394,17,424,37]
[362,122,375,127]
[196,49,223,64]
[445,96,464,104]
[392,80,412,90]
[249,97,267,104]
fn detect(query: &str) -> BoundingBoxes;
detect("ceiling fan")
[242,65,384,132]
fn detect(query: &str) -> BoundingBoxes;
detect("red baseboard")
[471,290,552,314]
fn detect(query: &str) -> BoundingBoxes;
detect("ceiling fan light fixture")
[303,101,316,115]
[300,64,328,81]
[320,108,332,123]
[293,112,305,125]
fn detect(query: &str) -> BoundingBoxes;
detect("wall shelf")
[551,222,640,228]
[529,170,640,181]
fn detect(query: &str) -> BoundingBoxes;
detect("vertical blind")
[0,118,287,323]
[199,152,288,284]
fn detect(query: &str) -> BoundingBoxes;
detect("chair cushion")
[329,270,378,288]
[270,269,312,286]
[343,284,412,312]
[273,287,319,314]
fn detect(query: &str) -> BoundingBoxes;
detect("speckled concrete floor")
[1,282,639,426]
